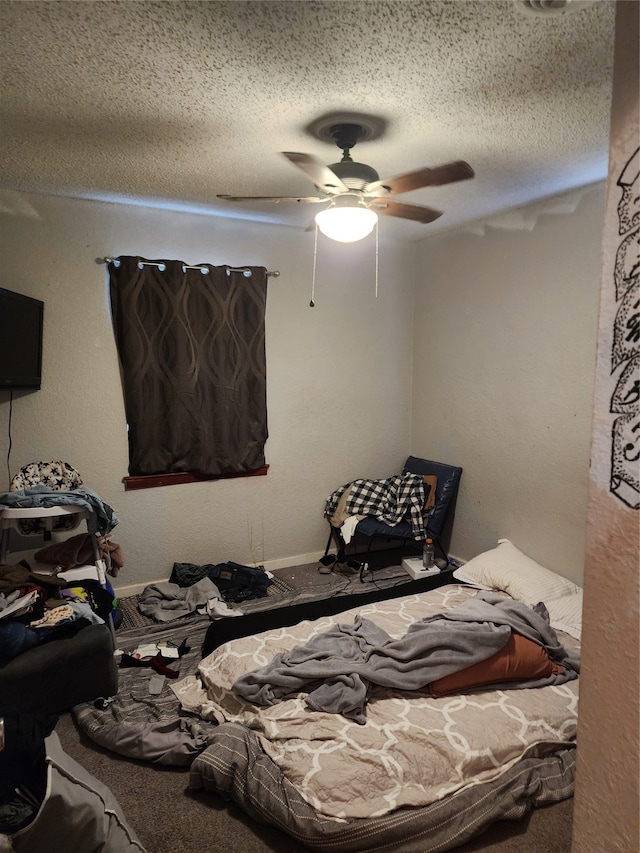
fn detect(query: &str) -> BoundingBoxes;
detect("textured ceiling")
[0,0,616,241]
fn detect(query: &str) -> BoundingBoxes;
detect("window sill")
[123,464,269,491]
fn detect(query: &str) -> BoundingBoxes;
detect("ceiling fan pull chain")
[310,224,319,307]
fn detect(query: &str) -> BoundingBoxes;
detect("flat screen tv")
[0,287,44,389]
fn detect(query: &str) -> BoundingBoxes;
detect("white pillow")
[453,538,581,607]
[545,590,583,641]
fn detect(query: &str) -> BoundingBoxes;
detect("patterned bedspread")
[174,584,580,822]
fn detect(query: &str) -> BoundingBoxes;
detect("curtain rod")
[102,257,279,277]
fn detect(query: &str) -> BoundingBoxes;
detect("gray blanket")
[233,591,580,723]
[138,577,223,622]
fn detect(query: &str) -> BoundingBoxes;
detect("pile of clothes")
[137,562,273,623]
[170,561,272,601]
[0,561,115,666]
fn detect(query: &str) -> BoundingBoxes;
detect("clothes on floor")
[137,577,241,623]
[169,561,273,603]
[0,712,53,832]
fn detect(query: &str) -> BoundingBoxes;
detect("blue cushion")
[355,517,414,539]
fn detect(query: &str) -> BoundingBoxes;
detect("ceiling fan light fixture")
[315,195,378,243]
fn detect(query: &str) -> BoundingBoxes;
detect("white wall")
[0,184,606,591]
[0,193,415,589]
[572,1,639,846]
[411,183,605,584]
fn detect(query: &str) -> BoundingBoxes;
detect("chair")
[324,456,463,578]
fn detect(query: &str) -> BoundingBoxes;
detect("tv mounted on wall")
[0,287,44,389]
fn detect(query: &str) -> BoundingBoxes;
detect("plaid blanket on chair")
[325,473,427,539]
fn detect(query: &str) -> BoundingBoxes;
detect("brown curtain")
[108,257,268,477]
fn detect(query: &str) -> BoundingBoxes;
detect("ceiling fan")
[217,122,475,242]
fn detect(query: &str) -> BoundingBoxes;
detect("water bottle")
[422,538,435,570]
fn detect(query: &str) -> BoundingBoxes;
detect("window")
[108,257,268,488]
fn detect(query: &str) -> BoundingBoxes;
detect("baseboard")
[113,552,465,599]
[262,551,321,572]
[113,580,159,598]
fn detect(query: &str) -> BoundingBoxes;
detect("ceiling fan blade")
[217,194,326,204]
[282,152,349,195]
[365,160,474,196]
[368,198,443,224]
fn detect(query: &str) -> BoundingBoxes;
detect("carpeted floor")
[53,559,574,853]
